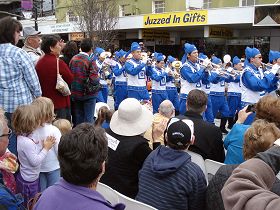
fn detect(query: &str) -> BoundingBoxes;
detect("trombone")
[261,62,273,71]
[198,56,239,79]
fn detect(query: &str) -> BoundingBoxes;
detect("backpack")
[0,183,25,210]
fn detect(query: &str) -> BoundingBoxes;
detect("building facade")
[18,0,280,61]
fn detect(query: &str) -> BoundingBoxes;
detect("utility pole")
[33,0,38,30]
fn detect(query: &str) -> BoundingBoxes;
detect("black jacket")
[100,128,152,199]
[178,111,225,162]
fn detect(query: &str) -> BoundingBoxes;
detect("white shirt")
[30,123,61,172]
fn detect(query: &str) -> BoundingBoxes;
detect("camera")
[246,104,256,113]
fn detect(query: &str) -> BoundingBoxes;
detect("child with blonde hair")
[31,97,61,191]
[53,119,72,135]
[13,104,55,206]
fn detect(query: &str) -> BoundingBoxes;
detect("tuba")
[100,51,112,75]
[171,61,182,80]
[171,61,182,72]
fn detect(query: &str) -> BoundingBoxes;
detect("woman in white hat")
[100,98,153,199]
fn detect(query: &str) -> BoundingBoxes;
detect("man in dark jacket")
[178,89,225,162]
[136,117,206,210]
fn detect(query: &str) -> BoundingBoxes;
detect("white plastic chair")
[205,159,225,181]
[117,191,157,210]
[186,151,208,184]
[96,182,120,205]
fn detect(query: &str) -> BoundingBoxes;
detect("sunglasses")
[0,128,12,137]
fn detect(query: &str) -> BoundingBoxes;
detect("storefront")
[117,5,279,60]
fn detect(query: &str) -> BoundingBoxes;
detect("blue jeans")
[39,169,60,191]
[5,112,17,156]
[72,97,96,127]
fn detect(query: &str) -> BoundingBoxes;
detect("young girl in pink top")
[13,104,55,206]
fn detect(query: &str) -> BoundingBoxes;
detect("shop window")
[203,0,212,9]
[119,5,125,17]
[152,1,165,14]
[242,0,255,6]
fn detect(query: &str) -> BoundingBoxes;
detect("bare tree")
[70,0,118,49]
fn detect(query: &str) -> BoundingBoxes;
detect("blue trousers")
[96,86,109,103]
[152,91,168,114]
[203,96,214,123]
[166,88,179,112]
[39,169,60,191]
[5,112,17,156]
[72,97,96,127]
[210,95,230,118]
[127,89,150,101]
[227,95,241,117]
[179,94,187,115]
[114,84,127,110]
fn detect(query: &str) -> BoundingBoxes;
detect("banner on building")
[21,0,33,10]
[253,4,280,26]
[209,27,233,38]
[143,10,208,28]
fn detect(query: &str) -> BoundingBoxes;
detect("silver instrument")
[198,54,240,79]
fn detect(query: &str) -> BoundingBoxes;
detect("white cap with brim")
[23,26,41,38]
[110,98,153,136]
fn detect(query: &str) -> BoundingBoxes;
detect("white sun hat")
[110,98,153,136]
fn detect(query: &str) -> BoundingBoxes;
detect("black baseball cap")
[166,117,194,146]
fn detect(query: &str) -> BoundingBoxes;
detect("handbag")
[55,58,71,96]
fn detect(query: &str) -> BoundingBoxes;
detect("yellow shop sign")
[143,11,208,28]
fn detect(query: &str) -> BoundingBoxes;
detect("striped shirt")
[0,43,41,113]
[136,146,207,210]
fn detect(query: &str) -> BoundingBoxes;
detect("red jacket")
[36,54,74,109]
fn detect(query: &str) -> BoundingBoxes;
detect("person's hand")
[152,120,168,142]
[202,58,211,68]
[236,106,252,124]
[43,136,56,151]
[269,64,279,75]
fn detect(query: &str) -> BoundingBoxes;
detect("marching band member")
[241,47,278,124]
[226,56,243,129]
[209,56,231,134]
[150,53,168,113]
[241,47,278,105]
[95,48,112,103]
[90,47,103,61]
[179,43,207,114]
[112,49,128,110]
[125,42,152,101]
[200,53,219,124]
[267,50,280,96]
[165,56,180,114]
